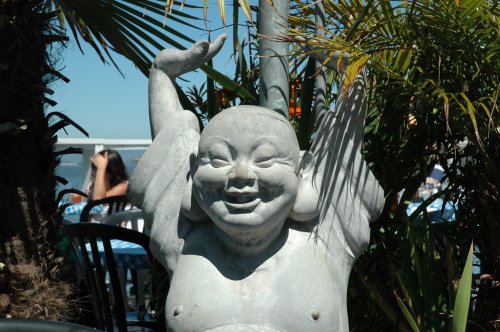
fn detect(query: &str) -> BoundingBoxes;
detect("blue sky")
[52,6,239,140]
[52,41,150,139]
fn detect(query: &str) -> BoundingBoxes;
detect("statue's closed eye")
[252,143,276,168]
[207,142,231,168]
[254,156,275,168]
[210,157,230,168]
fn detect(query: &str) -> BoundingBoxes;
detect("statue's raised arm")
[302,45,385,260]
[149,34,226,136]
[128,35,226,272]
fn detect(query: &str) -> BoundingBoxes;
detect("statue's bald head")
[199,105,300,171]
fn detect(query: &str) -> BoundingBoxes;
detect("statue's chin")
[210,214,287,257]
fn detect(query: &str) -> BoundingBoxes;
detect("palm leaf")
[201,65,256,101]
[451,243,474,332]
[396,293,421,332]
[51,0,257,100]
[52,0,203,76]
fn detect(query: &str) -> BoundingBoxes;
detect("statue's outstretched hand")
[153,34,227,79]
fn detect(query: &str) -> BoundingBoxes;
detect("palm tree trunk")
[0,0,72,319]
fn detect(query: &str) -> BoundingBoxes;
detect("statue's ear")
[180,153,207,222]
[290,151,320,222]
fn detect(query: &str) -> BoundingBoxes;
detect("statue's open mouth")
[224,194,261,210]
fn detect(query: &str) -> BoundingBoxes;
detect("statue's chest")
[165,237,345,331]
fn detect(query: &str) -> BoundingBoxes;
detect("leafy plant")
[289,0,499,330]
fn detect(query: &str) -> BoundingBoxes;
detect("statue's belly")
[165,247,345,332]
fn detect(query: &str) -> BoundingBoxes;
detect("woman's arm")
[90,152,108,200]
[91,168,107,200]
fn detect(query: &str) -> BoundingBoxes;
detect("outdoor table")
[85,239,150,270]
[85,239,151,312]
[61,202,105,223]
[63,202,103,216]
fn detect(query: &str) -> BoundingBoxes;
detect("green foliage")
[452,242,474,332]
[290,0,499,330]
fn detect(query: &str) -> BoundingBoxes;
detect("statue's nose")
[234,159,250,179]
[227,160,257,191]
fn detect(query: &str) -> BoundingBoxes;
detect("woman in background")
[88,149,129,201]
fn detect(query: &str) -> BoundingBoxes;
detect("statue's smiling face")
[192,106,300,239]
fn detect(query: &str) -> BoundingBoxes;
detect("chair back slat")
[75,236,107,330]
[89,237,115,332]
[102,238,128,332]
[102,209,145,233]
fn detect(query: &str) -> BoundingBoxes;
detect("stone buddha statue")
[128,35,384,332]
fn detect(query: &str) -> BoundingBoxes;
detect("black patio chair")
[79,195,132,223]
[63,223,162,332]
[101,209,149,312]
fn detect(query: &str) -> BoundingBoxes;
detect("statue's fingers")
[201,34,227,63]
[153,40,210,78]
[189,39,211,63]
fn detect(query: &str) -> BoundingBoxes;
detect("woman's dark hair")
[93,149,129,187]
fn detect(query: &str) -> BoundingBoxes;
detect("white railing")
[56,138,152,151]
